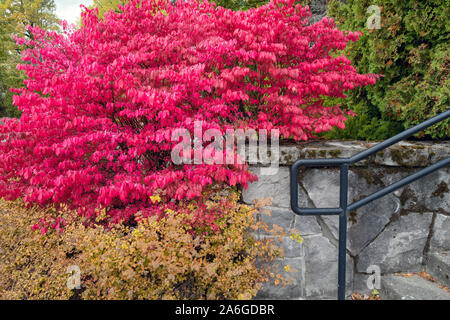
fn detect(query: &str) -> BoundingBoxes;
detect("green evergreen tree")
[212,0,268,11]
[0,0,58,117]
[326,0,449,140]
[92,0,125,18]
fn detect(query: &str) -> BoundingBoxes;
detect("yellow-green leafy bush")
[0,190,290,300]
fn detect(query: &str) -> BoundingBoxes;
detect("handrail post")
[338,163,349,300]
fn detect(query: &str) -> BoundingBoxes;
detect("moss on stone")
[349,211,358,224]
[399,187,417,206]
[328,149,342,158]
[281,151,293,164]
[389,145,431,167]
[432,181,449,199]
[306,149,317,158]
[390,148,411,166]
[351,168,386,187]
[297,167,306,183]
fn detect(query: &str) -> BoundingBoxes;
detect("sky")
[54,0,94,25]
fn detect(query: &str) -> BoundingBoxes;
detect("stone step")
[381,274,450,300]
[426,252,450,288]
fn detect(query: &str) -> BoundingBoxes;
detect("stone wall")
[242,141,450,299]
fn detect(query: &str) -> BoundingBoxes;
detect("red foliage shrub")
[0,0,376,226]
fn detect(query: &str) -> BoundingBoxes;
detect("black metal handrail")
[290,109,450,300]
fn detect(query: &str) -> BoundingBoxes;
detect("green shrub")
[212,0,269,11]
[326,0,449,140]
[0,191,293,300]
